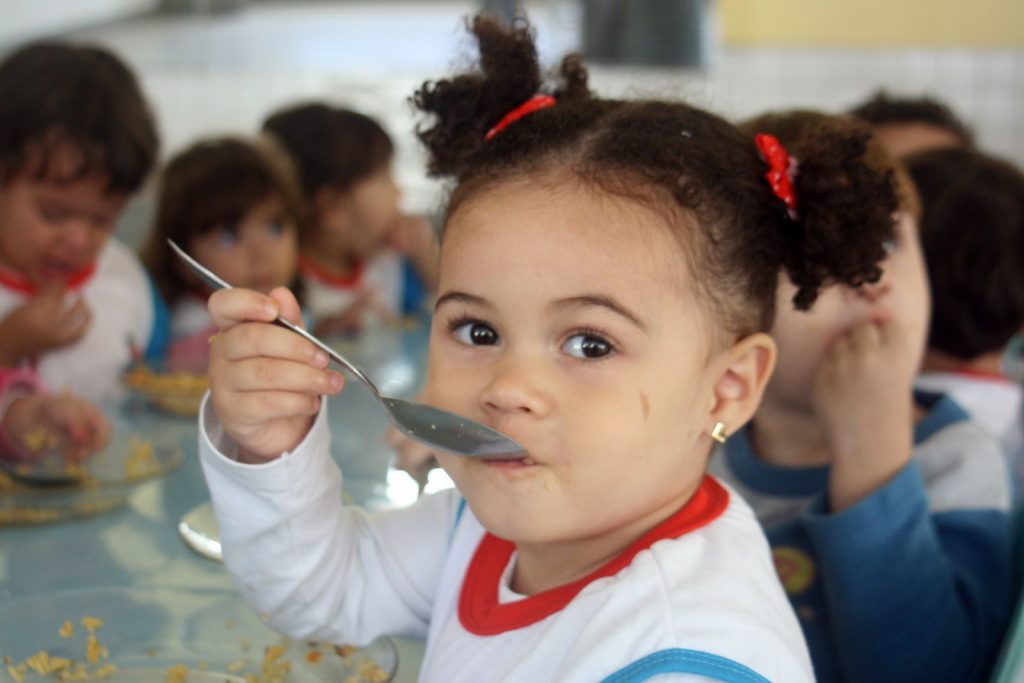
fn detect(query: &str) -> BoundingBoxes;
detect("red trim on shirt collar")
[946,367,1013,384]
[299,254,365,288]
[458,475,730,636]
[0,262,97,296]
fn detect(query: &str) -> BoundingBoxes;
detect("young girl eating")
[197,16,902,682]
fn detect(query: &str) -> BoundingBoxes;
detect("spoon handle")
[167,239,382,396]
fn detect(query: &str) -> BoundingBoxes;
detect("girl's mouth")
[484,455,538,469]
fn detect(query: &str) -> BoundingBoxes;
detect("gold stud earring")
[711,422,728,444]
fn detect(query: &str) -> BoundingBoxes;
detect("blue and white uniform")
[709,392,1013,683]
[198,398,814,683]
[0,238,166,404]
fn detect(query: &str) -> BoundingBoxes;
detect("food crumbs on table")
[165,663,189,682]
[227,659,247,672]
[304,650,321,664]
[59,621,75,639]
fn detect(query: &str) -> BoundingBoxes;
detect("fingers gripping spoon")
[168,240,525,460]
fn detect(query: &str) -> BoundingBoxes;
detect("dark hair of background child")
[412,15,899,339]
[262,103,394,201]
[849,91,975,148]
[906,147,1024,359]
[140,137,305,305]
[0,42,159,194]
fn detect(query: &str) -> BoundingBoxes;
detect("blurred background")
[0,0,1021,243]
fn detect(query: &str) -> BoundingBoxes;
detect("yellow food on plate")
[123,366,208,417]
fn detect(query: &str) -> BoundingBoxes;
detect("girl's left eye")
[266,220,285,237]
[563,333,614,360]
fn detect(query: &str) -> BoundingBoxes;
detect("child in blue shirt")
[710,110,1012,683]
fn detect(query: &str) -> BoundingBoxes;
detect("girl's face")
[188,195,298,294]
[0,148,125,286]
[321,165,401,259]
[425,178,742,545]
[766,212,930,410]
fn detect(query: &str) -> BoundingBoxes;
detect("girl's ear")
[707,332,776,442]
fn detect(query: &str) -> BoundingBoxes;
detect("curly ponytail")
[413,15,900,339]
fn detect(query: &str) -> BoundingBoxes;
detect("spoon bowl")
[169,239,525,460]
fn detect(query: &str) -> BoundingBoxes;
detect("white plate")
[178,501,222,561]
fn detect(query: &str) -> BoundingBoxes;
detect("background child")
[908,147,1024,495]
[849,90,974,158]
[261,102,437,336]
[193,16,911,682]
[141,136,303,373]
[0,42,161,404]
[709,111,1012,683]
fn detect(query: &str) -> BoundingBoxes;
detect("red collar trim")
[947,368,1012,384]
[458,475,729,636]
[299,254,365,288]
[0,263,97,296]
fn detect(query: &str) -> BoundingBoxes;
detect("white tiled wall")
[59,2,1023,242]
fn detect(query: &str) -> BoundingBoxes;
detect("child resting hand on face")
[262,103,437,337]
[709,111,1012,683]
[193,16,907,683]
[0,42,160,404]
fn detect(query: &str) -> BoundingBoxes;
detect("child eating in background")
[909,147,1024,496]
[193,15,907,682]
[710,111,1012,683]
[141,136,303,373]
[0,42,161,405]
[261,103,437,336]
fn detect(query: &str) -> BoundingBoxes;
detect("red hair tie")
[485,94,557,141]
[755,133,799,219]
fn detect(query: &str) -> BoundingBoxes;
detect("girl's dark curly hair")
[414,15,899,338]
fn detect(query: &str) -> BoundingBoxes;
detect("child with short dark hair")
[0,41,159,417]
[262,103,437,336]
[849,90,973,158]
[141,136,303,373]
[909,147,1024,494]
[710,111,1012,683]
[194,16,908,682]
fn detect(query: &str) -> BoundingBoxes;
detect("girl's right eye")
[452,320,499,346]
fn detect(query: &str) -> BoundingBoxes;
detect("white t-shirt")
[300,251,403,328]
[0,238,155,404]
[198,398,814,682]
[916,371,1024,493]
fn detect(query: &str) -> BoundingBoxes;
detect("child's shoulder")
[913,390,1012,512]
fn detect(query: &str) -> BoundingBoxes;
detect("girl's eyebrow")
[434,290,490,311]
[552,295,647,331]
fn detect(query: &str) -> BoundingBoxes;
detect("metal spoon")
[0,452,84,487]
[169,240,525,459]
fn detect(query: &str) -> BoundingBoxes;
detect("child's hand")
[386,425,437,491]
[0,288,91,364]
[5,392,110,464]
[812,319,916,510]
[208,286,344,463]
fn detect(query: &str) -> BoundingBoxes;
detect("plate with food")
[0,586,397,682]
[123,364,209,417]
[0,410,187,526]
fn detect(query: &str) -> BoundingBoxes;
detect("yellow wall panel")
[720,0,1024,47]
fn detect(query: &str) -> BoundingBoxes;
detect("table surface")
[0,319,433,682]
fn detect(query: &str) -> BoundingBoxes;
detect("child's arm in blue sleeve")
[803,462,1012,683]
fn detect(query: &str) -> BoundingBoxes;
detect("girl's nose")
[62,219,95,253]
[478,355,552,419]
